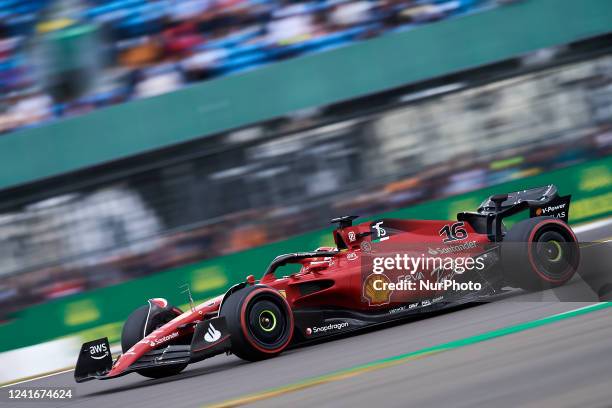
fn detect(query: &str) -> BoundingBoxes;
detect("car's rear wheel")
[220,285,293,361]
[121,302,187,378]
[502,217,580,290]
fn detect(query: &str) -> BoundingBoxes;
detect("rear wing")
[460,185,571,242]
[478,185,570,220]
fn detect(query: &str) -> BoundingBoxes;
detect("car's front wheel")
[121,300,187,378]
[220,285,294,361]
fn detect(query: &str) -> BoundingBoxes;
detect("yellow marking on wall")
[64,299,101,326]
[191,266,228,293]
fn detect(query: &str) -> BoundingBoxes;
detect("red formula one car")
[75,185,580,382]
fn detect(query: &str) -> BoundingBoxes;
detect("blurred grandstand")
[0,0,508,134]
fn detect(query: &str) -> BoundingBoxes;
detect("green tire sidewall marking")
[547,240,563,262]
[259,310,277,332]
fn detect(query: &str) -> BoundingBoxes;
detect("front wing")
[74,317,231,382]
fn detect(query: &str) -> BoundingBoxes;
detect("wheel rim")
[245,296,289,350]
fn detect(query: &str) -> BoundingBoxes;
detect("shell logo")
[363,273,392,306]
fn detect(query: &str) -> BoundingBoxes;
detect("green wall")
[1,156,610,352]
[1,0,611,190]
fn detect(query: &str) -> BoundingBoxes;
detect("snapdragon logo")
[306,322,349,336]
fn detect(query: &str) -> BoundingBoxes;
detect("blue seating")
[0,0,500,134]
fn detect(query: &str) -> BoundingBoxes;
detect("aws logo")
[89,343,108,360]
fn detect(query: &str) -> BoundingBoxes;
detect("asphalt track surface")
[3,222,611,408]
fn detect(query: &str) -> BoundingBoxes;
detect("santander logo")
[204,324,221,343]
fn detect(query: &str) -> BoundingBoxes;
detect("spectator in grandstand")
[3,89,54,130]
[265,2,323,45]
[329,0,377,28]
[168,0,212,22]
[133,64,185,98]
[162,21,205,58]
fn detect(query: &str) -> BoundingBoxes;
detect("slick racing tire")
[502,217,579,291]
[121,302,187,379]
[220,285,294,361]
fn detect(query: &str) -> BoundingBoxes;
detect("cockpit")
[261,250,338,282]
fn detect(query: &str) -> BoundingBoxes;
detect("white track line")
[1,348,121,388]
[1,368,75,387]
[573,217,612,234]
[549,302,601,318]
